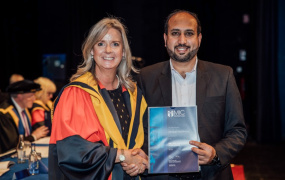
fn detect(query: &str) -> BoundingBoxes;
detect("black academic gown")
[0,112,19,154]
[0,98,35,143]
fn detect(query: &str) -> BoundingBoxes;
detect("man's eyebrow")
[170,29,194,32]
[170,29,180,32]
[185,29,194,32]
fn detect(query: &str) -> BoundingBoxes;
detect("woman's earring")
[91,54,94,60]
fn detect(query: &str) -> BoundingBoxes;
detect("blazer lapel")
[196,60,210,122]
[157,60,210,109]
[159,62,172,106]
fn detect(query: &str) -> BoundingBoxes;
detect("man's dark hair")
[164,9,201,35]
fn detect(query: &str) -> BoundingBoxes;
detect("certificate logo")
[167,109,185,117]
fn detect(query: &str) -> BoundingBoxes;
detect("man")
[0,90,8,103]
[0,80,49,153]
[9,73,24,84]
[136,10,247,179]
[0,112,19,154]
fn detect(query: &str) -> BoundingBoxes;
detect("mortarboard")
[6,80,41,94]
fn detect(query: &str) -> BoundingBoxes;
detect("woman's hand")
[119,149,148,176]
[31,125,49,140]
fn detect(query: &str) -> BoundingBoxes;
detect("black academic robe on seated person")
[0,112,18,154]
[0,99,35,143]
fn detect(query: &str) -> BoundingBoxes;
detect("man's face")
[18,92,36,109]
[164,12,202,63]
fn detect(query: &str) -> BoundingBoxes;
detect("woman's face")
[42,91,54,104]
[92,28,124,73]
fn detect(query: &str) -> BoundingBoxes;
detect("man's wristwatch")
[119,149,125,162]
[209,153,221,166]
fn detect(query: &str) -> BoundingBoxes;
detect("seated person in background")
[0,89,9,103]
[30,77,56,135]
[0,80,49,143]
[0,113,18,154]
[0,74,24,104]
[9,73,24,84]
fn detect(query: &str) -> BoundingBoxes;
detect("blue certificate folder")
[148,106,199,174]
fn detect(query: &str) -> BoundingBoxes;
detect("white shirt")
[170,57,201,170]
[11,97,31,136]
[171,57,197,107]
[11,97,25,118]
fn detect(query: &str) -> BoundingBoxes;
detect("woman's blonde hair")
[34,77,56,104]
[70,17,138,92]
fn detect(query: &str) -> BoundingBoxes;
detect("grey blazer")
[137,60,247,180]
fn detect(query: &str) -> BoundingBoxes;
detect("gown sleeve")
[49,86,117,180]
[31,109,45,130]
[0,113,19,154]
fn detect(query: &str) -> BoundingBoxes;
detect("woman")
[31,77,56,135]
[49,17,148,180]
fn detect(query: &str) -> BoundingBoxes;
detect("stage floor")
[232,140,285,180]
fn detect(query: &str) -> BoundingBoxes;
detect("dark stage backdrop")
[0,0,282,142]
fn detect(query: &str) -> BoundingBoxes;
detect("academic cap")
[6,80,41,94]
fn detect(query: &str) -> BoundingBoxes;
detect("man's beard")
[166,44,199,62]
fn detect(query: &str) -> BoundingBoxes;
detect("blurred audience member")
[0,80,49,144]
[30,77,56,135]
[0,89,9,104]
[9,74,24,84]
[0,112,18,153]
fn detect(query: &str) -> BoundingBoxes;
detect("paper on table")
[0,161,15,176]
[0,149,16,158]
[0,169,9,176]
[33,136,50,144]
[33,137,50,158]
[35,146,49,158]
[0,161,15,169]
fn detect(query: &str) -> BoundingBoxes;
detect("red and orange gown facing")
[48,72,147,180]
[30,100,53,135]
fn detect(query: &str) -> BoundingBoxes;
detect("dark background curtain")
[254,0,281,142]
[0,0,283,143]
[278,0,285,140]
